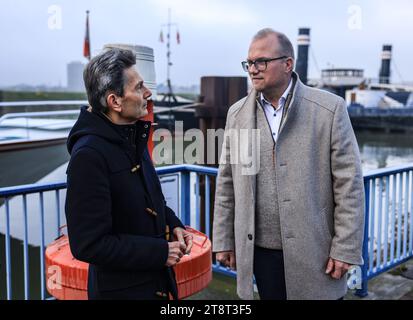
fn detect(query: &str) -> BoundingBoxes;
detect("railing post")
[356,178,371,297]
[5,198,12,300]
[39,192,46,300]
[22,194,30,300]
[205,175,211,239]
[195,174,201,231]
[180,169,191,226]
[55,190,61,238]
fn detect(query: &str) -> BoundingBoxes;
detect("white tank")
[102,44,157,99]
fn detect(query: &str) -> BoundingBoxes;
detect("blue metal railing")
[1,164,413,299]
[356,164,413,296]
[0,182,67,300]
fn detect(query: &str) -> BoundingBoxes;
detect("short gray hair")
[252,28,295,60]
[83,48,136,113]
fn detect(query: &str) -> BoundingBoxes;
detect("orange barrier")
[173,228,212,298]
[45,227,212,300]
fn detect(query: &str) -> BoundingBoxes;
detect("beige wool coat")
[212,72,365,300]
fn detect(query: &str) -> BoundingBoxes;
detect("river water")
[356,131,413,172]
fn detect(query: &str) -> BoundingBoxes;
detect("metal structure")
[160,9,178,105]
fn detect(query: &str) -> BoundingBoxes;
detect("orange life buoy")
[45,227,212,299]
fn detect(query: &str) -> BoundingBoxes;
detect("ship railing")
[1,164,413,299]
[0,110,81,140]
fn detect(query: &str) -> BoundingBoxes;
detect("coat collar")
[234,71,305,130]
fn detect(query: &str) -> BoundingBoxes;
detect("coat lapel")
[233,88,258,202]
[278,72,305,136]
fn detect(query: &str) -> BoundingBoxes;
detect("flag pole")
[83,10,91,61]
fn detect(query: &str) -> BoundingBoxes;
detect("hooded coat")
[65,106,184,300]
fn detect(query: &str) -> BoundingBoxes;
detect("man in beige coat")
[212,28,365,300]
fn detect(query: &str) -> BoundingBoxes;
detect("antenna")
[392,58,405,84]
[160,8,179,105]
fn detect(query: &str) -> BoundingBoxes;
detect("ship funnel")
[295,28,310,85]
[379,44,392,84]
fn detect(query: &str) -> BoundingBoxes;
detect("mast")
[161,8,178,105]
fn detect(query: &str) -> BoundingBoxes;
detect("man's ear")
[106,92,122,113]
[286,58,294,74]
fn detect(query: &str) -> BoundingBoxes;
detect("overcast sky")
[0,0,412,87]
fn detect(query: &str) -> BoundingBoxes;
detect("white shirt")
[259,79,293,142]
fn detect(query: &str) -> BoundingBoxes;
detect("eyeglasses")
[241,56,288,72]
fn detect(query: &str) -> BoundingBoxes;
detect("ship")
[295,28,413,133]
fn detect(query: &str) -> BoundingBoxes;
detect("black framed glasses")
[241,56,288,72]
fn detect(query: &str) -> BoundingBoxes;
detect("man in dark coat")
[65,48,192,300]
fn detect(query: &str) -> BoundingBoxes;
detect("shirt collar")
[260,78,293,110]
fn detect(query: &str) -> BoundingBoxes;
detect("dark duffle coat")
[65,106,184,300]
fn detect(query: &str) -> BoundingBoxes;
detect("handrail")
[363,164,413,180]
[0,165,217,197]
[0,110,80,127]
[0,101,88,108]
[0,182,67,197]
[156,164,218,175]
[6,163,410,197]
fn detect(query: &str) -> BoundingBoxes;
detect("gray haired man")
[65,48,192,300]
[213,28,365,300]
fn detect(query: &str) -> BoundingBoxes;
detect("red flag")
[159,30,164,43]
[83,11,91,60]
[176,30,180,44]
